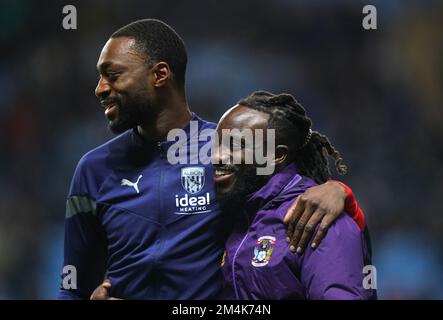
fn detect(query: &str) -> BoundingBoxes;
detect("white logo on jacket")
[121,175,143,194]
[181,167,205,194]
[174,167,211,215]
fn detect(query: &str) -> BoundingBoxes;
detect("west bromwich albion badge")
[181,167,205,194]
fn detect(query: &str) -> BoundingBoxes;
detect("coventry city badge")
[252,236,276,267]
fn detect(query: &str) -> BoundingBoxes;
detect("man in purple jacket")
[213,91,377,300]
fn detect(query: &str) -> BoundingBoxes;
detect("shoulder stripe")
[66,196,96,218]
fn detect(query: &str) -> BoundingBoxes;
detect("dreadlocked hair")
[237,91,347,183]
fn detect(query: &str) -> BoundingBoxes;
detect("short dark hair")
[112,18,187,88]
[237,91,347,183]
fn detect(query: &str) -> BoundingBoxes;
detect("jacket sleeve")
[299,214,376,300]
[58,157,108,300]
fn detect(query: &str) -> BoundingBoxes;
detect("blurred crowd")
[0,0,442,299]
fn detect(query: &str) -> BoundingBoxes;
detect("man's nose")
[95,77,111,100]
[211,144,230,164]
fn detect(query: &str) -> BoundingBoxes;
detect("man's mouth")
[101,101,119,120]
[213,167,236,184]
[104,104,118,115]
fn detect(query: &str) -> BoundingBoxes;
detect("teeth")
[104,104,116,115]
[215,169,232,176]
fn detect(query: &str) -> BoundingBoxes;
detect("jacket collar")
[244,163,303,216]
[130,112,201,151]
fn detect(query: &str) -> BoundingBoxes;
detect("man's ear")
[274,145,289,166]
[152,62,171,87]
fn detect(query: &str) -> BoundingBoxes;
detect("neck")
[137,96,192,142]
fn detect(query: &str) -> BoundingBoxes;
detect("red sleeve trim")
[333,181,366,231]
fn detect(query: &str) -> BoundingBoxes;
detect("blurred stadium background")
[0,0,442,299]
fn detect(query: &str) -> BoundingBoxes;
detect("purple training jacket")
[221,163,377,300]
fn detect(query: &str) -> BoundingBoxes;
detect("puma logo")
[121,175,143,194]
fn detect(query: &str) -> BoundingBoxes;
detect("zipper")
[157,141,165,225]
[157,141,165,224]
[155,141,165,298]
[157,141,164,159]
[232,231,249,300]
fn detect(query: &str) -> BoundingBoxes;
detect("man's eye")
[107,73,120,81]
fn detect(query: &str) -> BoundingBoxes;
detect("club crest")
[181,167,205,194]
[252,236,276,267]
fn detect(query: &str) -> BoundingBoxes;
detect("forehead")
[217,104,270,131]
[97,37,145,69]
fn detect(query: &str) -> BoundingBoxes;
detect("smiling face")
[212,104,272,202]
[95,37,159,133]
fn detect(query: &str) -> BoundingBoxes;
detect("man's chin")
[215,171,270,205]
[216,190,240,205]
[108,119,135,134]
[215,182,248,205]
